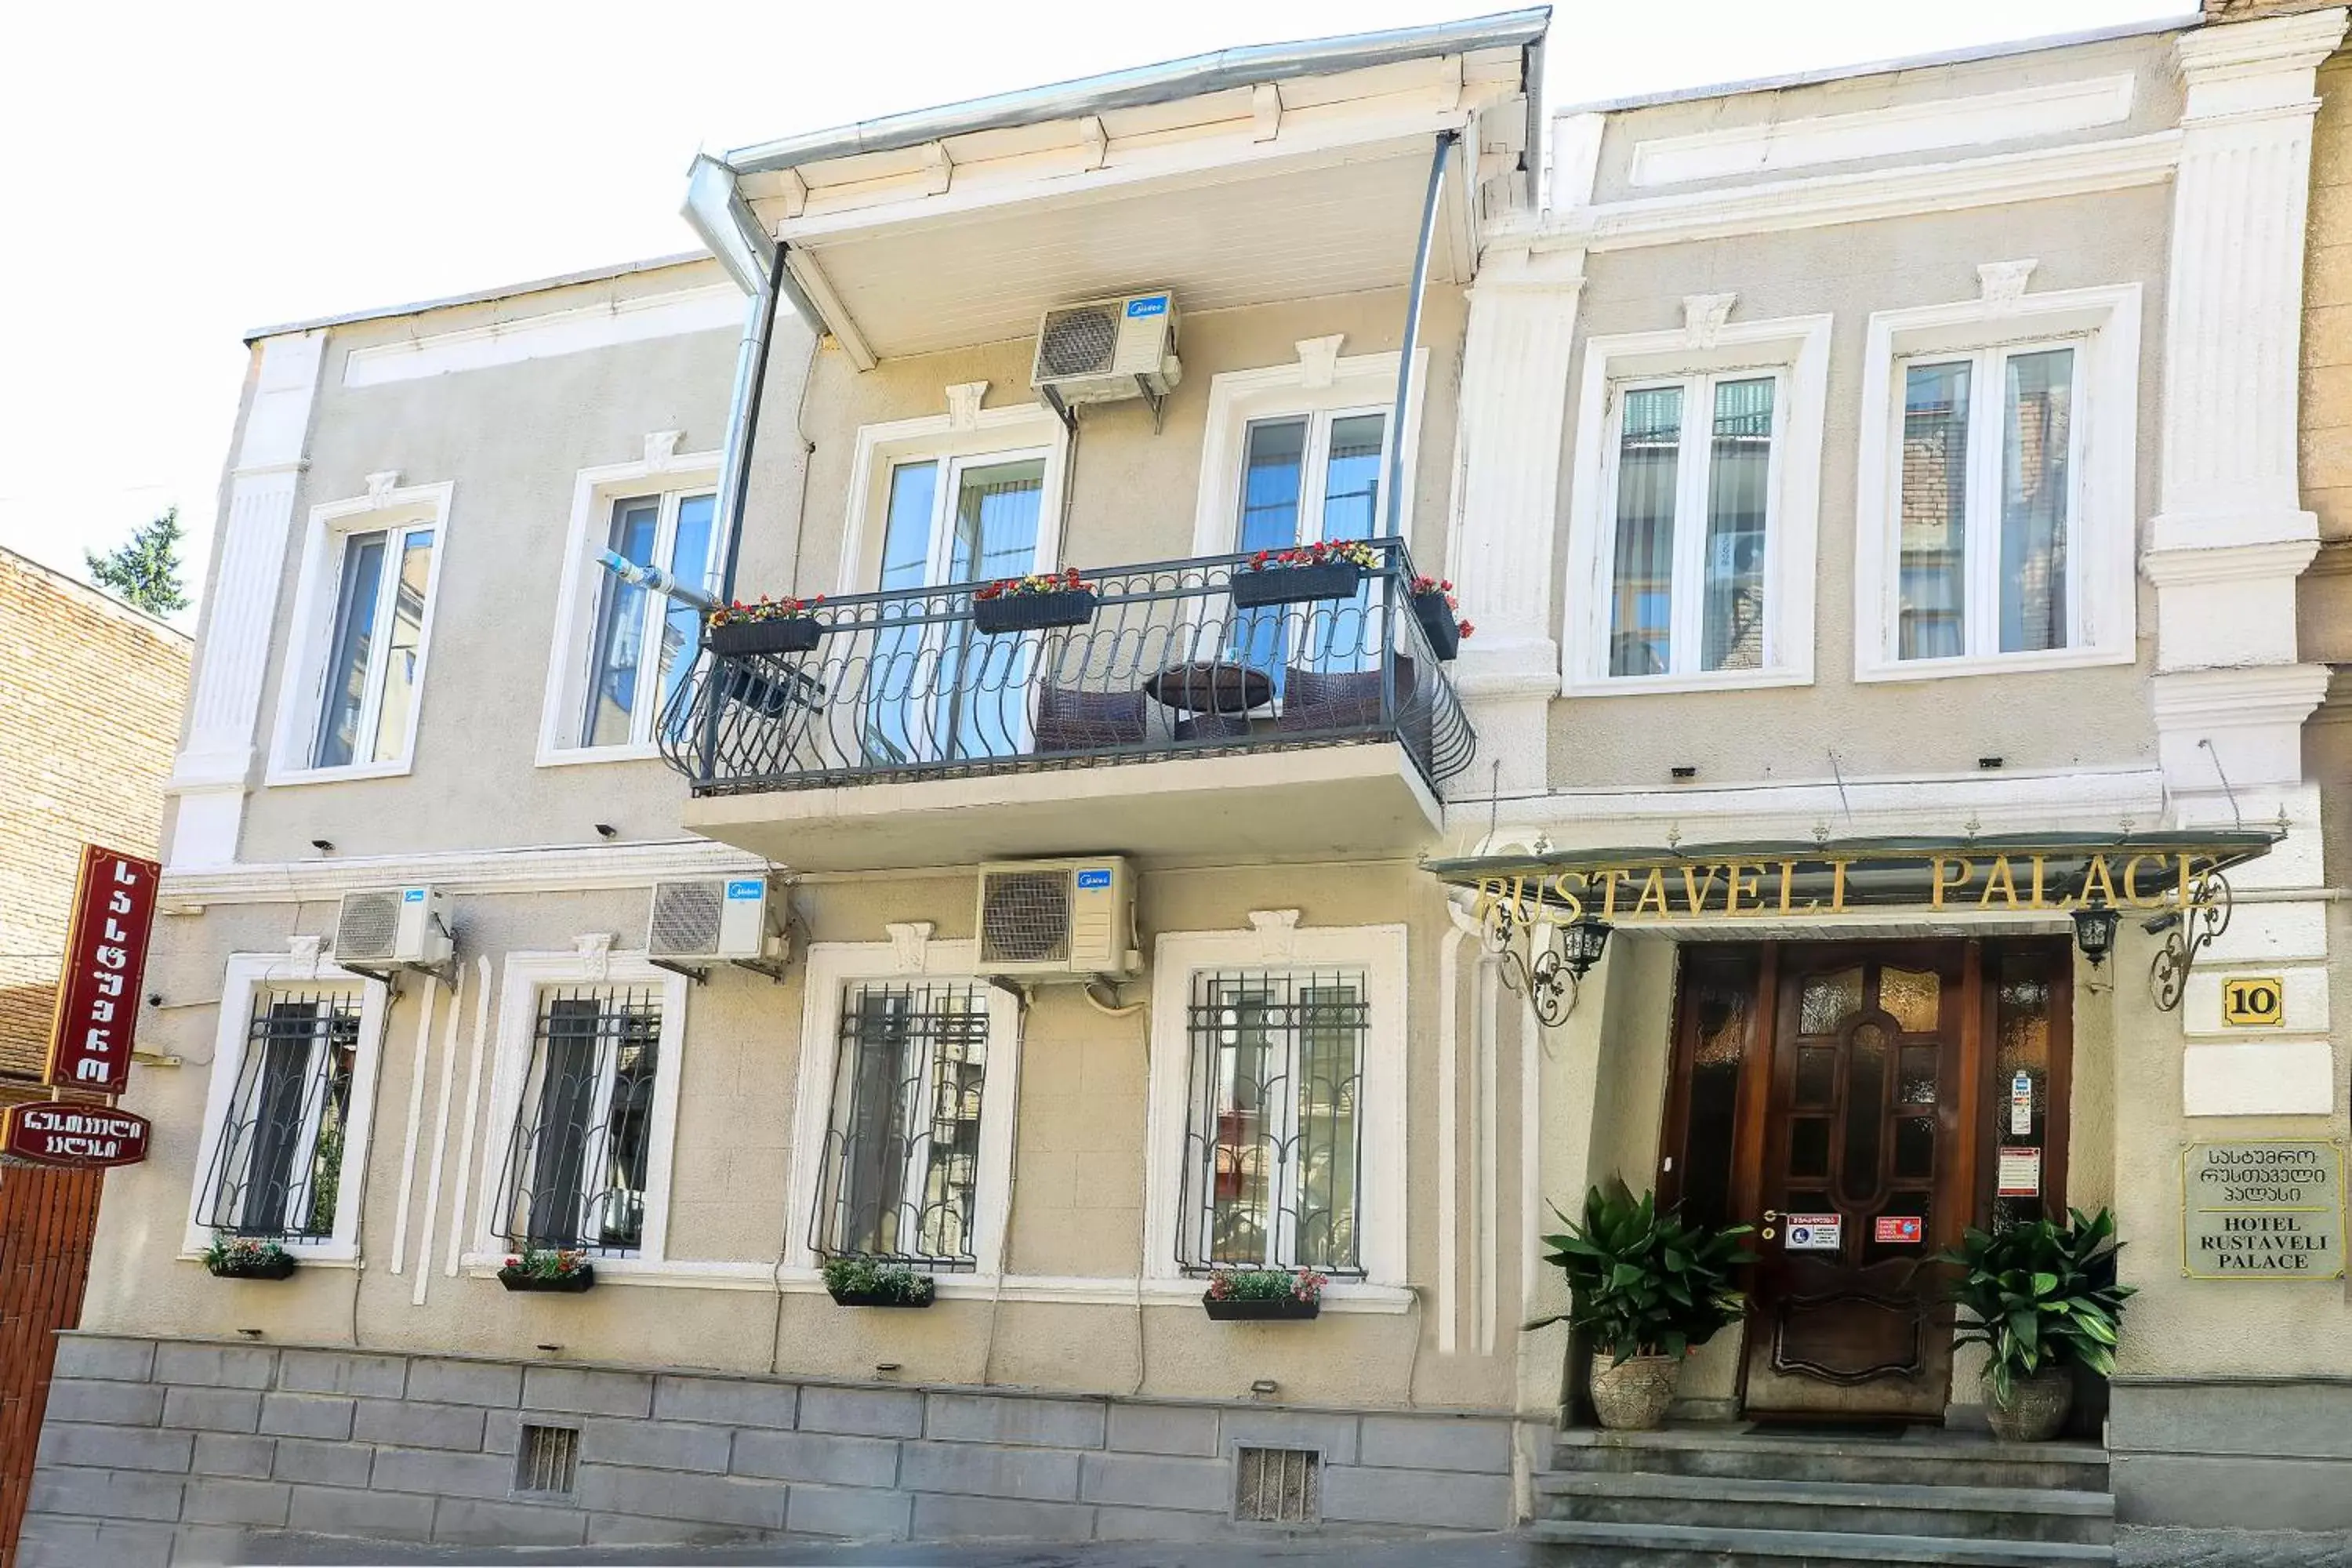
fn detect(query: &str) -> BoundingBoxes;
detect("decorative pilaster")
[166,330,325,867]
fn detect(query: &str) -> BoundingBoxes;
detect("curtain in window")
[197,993,361,1240]
[1701,379,1773,672]
[817,982,988,1267]
[938,459,1045,760]
[314,533,388,767]
[498,988,662,1253]
[2000,349,2073,653]
[368,530,434,762]
[1898,361,1971,661]
[863,462,942,768]
[1609,388,1682,677]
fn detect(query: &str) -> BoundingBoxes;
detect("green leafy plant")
[201,1232,290,1274]
[1530,1181,1753,1363]
[500,1247,590,1281]
[1203,1268,1328,1304]
[706,593,824,627]
[822,1255,935,1305]
[1938,1206,2134,1405]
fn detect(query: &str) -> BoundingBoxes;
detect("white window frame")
[183,952,390,1263]
[834,401,1072,597]
[467,950,690,1273]
[1853,280,2140,683]
[1142,922,1408,1291]
[1189,345,1428,557]
[784,939,1021,1278]
[1564,314,1831,696]
[535,439,724,767]
[266,480,453,784]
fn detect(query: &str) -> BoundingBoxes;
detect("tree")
[85,508,189,616]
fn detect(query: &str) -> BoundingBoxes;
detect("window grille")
[810,982,989,1270]
[1233,1446,1320,1524]
[196,991,361,1240]
[493,987,661,1255]
[1178,969,1367,1276]
[514,1424,579,1495]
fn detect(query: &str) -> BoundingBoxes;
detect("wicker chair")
[1033,685,1148,754]
[1274,659,1417,734]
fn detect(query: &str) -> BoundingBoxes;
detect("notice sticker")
[1784,1214,1842,1251]
[1875,1215,1923,1244]
[1997,1146,2043,1198]
[2010,1071,2034,1136]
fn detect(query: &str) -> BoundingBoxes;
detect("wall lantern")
[2071,901,2121,968]
[1560,916,1614,980]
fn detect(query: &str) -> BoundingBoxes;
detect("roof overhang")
[685,9,1549,365]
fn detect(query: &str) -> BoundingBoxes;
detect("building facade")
[19,6,2352,1564]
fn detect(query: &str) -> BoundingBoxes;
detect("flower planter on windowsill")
[826,1282,937,1309]
[1411,590,1462,661]
[972,589,1096,635]
[1230,561,1363,608]
[709,616,823,657]
[498,1265,596,1294]
[206,1254,296,1281]
[1201,1293,1320,1321]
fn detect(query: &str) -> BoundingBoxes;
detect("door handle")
[1759,1209,1778,1241]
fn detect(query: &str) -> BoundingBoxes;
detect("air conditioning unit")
[647,877,789,974]
[1030,291,1182,407]
[975,858,1140,980]
[334,887,454,970]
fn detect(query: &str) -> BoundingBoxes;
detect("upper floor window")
[1192,343,1422,561]
[1564,308,1831,696]
[1854,273,2140,682]
[1236,410,1388,553]
[579,489,716,749]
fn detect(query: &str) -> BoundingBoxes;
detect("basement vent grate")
[1233,1445,1319,1524]
[514,1423,579,1496]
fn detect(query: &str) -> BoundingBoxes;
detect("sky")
[0,0,2187,626]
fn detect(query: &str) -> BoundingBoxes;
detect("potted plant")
[822,1255,936,1308]
[498,1247,595,1294]
[706,594,826,656]
[1230,539,1381,608]
[1530,1182,1752,1431]
[1407,575,1474,661]
[203,1232,296,1281]
[971,568,1098,634]
[1200,1268,1328,1321]
[1940,1207,2132,1443]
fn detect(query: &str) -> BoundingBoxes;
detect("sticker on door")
[1784,1214,1842,1251]
[1875,1215,1923,1244]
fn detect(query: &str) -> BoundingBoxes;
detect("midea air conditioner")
[1029,291,1182,408]
[333,887,454,970]
[647,877,789,977]
[974,858,1140,980]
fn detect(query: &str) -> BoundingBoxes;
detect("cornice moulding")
[2140,537,2322,586]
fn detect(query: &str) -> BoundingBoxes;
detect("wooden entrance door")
[1740,944,1977,1418]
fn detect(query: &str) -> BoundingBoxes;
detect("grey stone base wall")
[2111,1378,2352,1533]
[18,1334,1517,1566]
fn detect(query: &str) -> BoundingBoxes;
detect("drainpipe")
[1385,129,1457,730]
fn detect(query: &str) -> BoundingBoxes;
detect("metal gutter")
[241,251,713,343]
[722,7,1551,176]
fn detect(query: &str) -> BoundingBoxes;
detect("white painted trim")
[470,952,691,1264]
[183,953,391,1262]
[1627,74,2137,188]
[409,965,466,1305]
[263,479,456,786]
[1141,922,1410,1289]
[534,442,725,768]
[1852,281,2141,684]
[1562,312,1831,697]
[387,975,440,1275]
[340,285,742,388]
[1189,348,1429,557]
[158,838,766,910]
[833,401,1073,596]
[784,940,1020,1278]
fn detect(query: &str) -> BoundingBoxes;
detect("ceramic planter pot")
[1410,590,1461,660]
[1201,1294,1320,1321]
[206,1254,296,1281]
[1230,561,1363,608]
[1984,1364,2073,1442]
[972,590,1096,635]
[1589,1352,1680,1430]
[498,1265,596,1294]
[708,616,823,657]
[827,1283,936,1308]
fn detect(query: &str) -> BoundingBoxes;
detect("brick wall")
[0,550,189,1094]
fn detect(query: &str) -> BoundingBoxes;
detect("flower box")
[972,588,1096,635]
[1202,1293,1320,1321]
[207,1253,296,1281]
[1231,561,1363,609]
[709,616,822,657]
[826,1281,936,1309]
[1412,590,1463,661]
[498,1264,596,1294]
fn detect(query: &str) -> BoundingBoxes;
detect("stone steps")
[1553,1427,2111,1491]
[1537,1469,2113,1544]
[1530,1519,2114,1566]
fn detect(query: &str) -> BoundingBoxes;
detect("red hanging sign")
[1,1102,151,1167]
[43,844,162,1095]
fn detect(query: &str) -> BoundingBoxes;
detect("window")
[196,991,361,1240]
[268,480,452,782]
[1854,278,2140,681]
[1894,346,2077,662]
[1563,313,1831,695]
[811,981,990,1268]
[1191,347,1421,561]
[579,490,717,748]
[1177,968,1367,1275]
[1234,410,1388,554]
[1602,375,1779,678]
[493,986,663,1254]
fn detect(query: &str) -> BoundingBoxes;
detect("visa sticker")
[726,880,763,900]
[402,888,426,902]
[1076,869,1112,889]
[1124,296,1168,318]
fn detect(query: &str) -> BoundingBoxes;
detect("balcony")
[660,541,1475,870]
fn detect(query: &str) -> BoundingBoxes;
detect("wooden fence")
[0,1163,102,1568]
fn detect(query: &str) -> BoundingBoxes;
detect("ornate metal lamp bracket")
[2149,871,2232,1013]
[1480,902,1577,1028]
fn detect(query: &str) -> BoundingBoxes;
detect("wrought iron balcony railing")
[657,540,1476,796]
